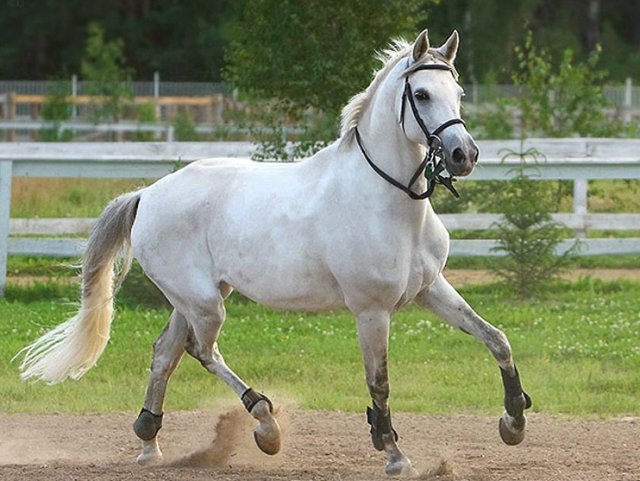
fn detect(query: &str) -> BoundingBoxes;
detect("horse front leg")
[416,274,532,445]
[355,309,414,476]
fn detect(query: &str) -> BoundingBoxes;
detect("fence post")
[7,92,16,142]
[71,74,78,120]
[623,77,632,123]
[0,160,13,297]
[153,72,161,130]
[573,179,588,238]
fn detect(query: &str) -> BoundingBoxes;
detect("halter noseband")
[355,62,465,200]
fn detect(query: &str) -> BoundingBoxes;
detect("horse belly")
[221,256,345,311]
[210,209,345,311]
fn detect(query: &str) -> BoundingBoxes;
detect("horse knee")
[485,327,512,365]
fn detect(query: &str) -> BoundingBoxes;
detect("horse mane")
[339,38,456,145]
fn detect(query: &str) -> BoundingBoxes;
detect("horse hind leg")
[133,310,188,465]
[184,296,282,455]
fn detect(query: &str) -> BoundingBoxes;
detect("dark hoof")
[499,417,525,446]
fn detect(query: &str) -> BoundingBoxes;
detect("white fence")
[1,138,640,295]
[0,120,304,142]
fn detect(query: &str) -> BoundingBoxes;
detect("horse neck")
[355,84,428,196]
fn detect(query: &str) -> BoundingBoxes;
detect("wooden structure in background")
[0,93,224,140]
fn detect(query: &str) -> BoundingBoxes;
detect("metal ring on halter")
[427,135,442,151]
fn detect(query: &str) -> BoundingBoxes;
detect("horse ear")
[412,29,430,62]
[436,30,460,63]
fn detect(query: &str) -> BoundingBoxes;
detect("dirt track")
[0,406,637,481]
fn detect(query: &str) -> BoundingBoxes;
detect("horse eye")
[414,90,429,101]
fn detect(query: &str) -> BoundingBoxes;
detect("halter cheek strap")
[357,62,465,200]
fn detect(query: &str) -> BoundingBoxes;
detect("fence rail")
[0,120,304,142]
[1,138,640,295]
[0,78,637,107]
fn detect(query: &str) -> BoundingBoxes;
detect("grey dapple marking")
[18,29,530,476]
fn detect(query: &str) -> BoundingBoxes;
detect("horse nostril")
[452,147,465,164]
[472,145,479,163]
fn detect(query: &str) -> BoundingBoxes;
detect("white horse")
[18,30,530,476]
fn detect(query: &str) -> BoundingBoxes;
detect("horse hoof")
[254,429,281,455]
[251,399,281,455]
[136,437,163,465]
[384,457,415,477]
[137,451,162,466]
[499,416,526,446]
[136,443,163,465]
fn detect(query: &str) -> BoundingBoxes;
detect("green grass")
[11,178,151,218]
[1,278,638,417]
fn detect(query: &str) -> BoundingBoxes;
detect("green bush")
[39,80,73,142]
[490,147,578,297]
[173,111,199,141]
[134,102,157,141]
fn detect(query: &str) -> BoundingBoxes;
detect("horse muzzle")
[445,140,478,177]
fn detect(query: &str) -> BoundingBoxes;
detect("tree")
[224,0,432,158]
[40,80,73,142]
[81,22,133,123]
[511,32,623,138]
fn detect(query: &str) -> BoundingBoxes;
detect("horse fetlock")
[242,388,274,415]
[133,408,163,441]
[504,390,532,417]
[500,365,532,417]
[367,405,398,451]
[504,393,526,417]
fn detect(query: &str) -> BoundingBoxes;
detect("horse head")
[400,30,479,178]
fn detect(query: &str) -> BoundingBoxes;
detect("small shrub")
[490,146,579,297]
[173,111,199,141]
[39,80,74,142]
[135,102,157,141]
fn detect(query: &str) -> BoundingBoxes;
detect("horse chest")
[397,217,450,306]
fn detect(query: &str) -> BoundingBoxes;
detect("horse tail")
[17,190,142,383]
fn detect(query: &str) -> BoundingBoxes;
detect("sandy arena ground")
[0,406,637,481]
[3,268,638,480]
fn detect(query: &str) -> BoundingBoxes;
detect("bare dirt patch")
[0,407,637,481]
[444,268,640,286]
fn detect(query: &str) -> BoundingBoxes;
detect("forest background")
[1,0,636,86]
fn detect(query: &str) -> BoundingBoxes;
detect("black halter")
[355,62,465,200]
